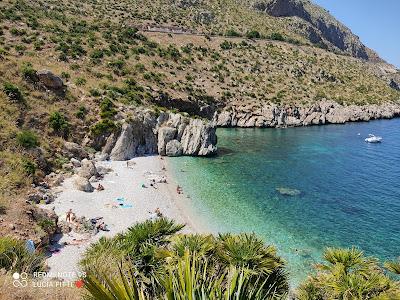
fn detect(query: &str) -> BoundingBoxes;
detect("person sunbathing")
[155,208,163,217]
[96,222,109,232]
[97,183,104,191]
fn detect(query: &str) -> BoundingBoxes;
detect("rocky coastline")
[86,109,218,159]
[85,100,400,160]
[215,100,400,128]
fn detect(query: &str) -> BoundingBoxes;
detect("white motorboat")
[365,134,382,143]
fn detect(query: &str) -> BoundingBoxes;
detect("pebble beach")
[41,156,198,279]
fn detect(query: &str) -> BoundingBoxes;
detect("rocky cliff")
[215,101,400,128]
[251,0,381,61]
[97,110,217,160]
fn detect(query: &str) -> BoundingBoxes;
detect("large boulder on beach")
[78,159,97,179]
[73,176,94,192]
[63,142,88,160]
[166,139,183,157]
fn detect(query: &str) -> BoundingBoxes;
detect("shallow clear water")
[169,119,400,284]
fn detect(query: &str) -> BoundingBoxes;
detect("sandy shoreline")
[41,155,205,279]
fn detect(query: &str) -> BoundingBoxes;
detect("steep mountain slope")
[251,0,381,61]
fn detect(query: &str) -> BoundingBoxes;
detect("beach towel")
[116,197,125,202]
[119,203,133,208]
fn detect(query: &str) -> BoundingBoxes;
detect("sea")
[168,118,400,285]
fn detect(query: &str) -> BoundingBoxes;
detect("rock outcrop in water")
[101,109,217,160]
[215,101,400,128]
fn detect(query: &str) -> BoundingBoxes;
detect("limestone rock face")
[73,176,94,192]
[78,159,97,179]
[63,142,88,160]
[110,123,135,160]
[215,100,400,129]
[158,127,177,156]
[105,109,217,160]
[157,112,217,156]
[36,70,65,93]
[180,118,217,156]
[166,140,183,157]
[109,112,158,160]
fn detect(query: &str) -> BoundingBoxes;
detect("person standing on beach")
[66,209,72,222]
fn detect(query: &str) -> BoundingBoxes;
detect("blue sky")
[312,0,400,68]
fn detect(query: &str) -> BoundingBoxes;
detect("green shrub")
[21,63,38,82]
[49,111,69,136]
[226,29,241,37]
[10,28,26,36]
[16,130,39,148]
[75,77,87,86]
[22,159,36,176]
[99,98,117,119]
[166,45,181,60]
[75,106,87,119]
[33,40,44,50]
[90,119,117,136]
[37,218,55,233]
[3,82,23,102]
[220,40,234,50]
[61,71,70,80]
[246,30,261,39]
[270,32,285,41]
[134,63,146,72]
[89,88,101,97]
[90,49,104,63]
[0,237,45,273]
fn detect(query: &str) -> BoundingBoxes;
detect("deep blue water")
[169,119,400,284]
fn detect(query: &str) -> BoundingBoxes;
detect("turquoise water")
[169,119,400,285]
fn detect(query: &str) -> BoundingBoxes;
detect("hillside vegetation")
[0,0,399,239]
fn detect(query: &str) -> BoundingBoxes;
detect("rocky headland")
[215,100,400,128]
[84,109,218,159]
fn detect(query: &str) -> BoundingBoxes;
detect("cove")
[168,118,400,285]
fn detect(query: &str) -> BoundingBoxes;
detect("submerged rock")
[276,187,301,197]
